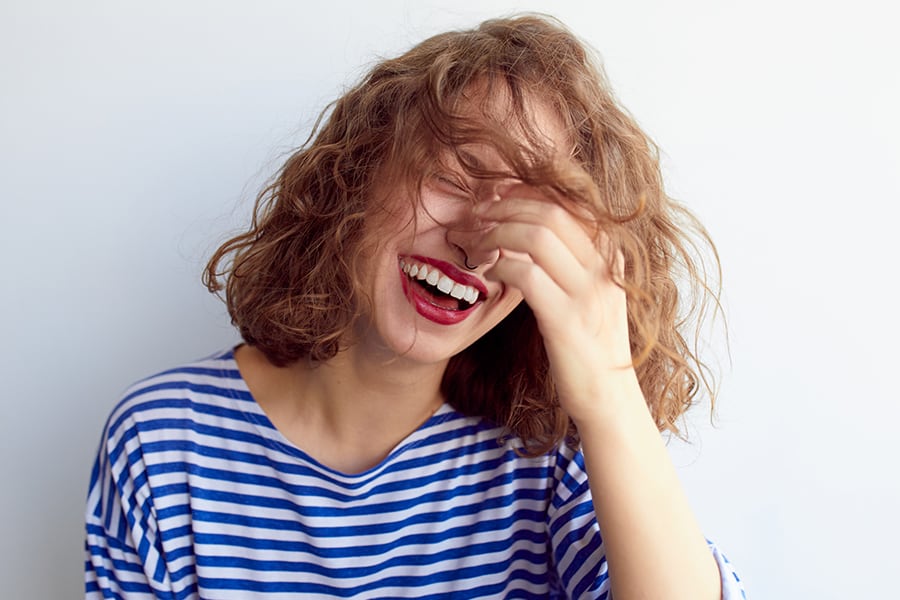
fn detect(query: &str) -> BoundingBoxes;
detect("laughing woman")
[85,15,746,600]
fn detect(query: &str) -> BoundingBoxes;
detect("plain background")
[2,0,898,598]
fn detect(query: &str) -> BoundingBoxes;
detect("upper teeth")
[400,259,481,304]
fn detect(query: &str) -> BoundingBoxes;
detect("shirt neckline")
[218,346,459,480]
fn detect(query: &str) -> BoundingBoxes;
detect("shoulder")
[100,348,254,451]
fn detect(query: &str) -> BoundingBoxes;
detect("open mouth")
[399,257,485,323]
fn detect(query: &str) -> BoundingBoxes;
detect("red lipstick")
[399,255,487,325]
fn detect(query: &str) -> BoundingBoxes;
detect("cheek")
[381,211,417,241]
[370,188,419,236]
[364,211,417,267]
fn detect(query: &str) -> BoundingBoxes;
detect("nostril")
[452,244,475,270]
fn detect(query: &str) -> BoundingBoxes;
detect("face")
[354,90,568,367]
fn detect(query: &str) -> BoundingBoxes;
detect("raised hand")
[472,184,639,426]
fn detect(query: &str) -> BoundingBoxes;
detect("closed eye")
[432,173,471,197]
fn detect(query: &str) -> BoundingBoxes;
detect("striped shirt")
[85,349,746,599]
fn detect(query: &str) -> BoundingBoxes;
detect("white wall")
[2,1,897,597]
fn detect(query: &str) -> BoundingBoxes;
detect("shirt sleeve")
[547,442,748,599]
[709,540,748,599]
[84,410,175,599]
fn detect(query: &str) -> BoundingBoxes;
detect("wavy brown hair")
[205,15,722,455]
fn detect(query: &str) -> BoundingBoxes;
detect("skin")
[236,92,722,599]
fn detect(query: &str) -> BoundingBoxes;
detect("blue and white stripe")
[85,349,746,599]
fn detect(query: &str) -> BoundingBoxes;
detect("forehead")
[452,80,570,165]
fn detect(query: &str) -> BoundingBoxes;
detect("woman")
[86,15,746,599]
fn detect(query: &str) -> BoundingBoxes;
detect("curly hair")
[204,14,721,456]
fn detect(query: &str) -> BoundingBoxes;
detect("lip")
[399,255,488,325]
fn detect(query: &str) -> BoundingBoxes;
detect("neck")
[235,343,449,474]
[305,344,448,434]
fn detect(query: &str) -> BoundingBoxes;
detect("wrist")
[567,367,652,436]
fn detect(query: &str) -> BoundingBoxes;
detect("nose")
[445,189,504,270]
[446,225,498,271]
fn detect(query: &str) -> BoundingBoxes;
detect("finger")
[482,197,623,284]
[475,221,592,295]
[485,253,571,322]
[475,197,599,268]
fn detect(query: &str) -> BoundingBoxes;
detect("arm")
[577,370,722,599]
[475,192,740,599]
[549,438,747,599]
[85,414,174,599]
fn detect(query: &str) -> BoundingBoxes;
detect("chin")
[375,322,473,366]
